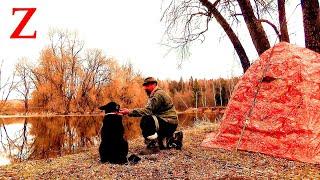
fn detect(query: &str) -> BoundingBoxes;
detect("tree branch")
[257,19,281,40]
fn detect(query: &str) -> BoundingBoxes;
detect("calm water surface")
[0,113,220,166]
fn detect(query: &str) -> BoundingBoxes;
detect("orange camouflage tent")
[202,42,320,164]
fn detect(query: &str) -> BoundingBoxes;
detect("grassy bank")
[1,122,319,179]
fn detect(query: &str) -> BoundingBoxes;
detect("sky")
[0,0,305,83]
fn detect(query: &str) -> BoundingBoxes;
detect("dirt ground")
[1,123,319,179]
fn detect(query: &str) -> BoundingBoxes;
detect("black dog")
[99,102,140,164]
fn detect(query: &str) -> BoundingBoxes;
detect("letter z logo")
[10,8,37,39]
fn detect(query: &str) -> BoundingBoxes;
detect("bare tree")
[0,61,17,112]
[235,0,271,54]
[278,0,290,42]
[77,49,111,112]
[0,61,22,161]
[15,58,34,114]
[301,0,320,52]
[31,29,84,113]
[161,0,315,73]
[162,0,251,72]
[30,29,145,114]
[48,29,84,113]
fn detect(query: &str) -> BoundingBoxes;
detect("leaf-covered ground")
[1,123,319,179]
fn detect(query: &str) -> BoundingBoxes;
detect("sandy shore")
[1,123,319,179]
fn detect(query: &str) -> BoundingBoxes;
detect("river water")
[0,112,221,166]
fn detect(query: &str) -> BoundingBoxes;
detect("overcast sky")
[0,0,304,82]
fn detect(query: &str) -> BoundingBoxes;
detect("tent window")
[262,76,276,83]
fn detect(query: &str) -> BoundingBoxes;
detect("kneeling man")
[120,77,183,155]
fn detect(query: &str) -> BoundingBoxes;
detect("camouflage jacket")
[128,86,178,124]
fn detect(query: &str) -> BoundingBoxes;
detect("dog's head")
[99,102,120,113]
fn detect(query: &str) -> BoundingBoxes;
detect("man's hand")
[119,108,130,115]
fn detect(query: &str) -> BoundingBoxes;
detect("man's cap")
[143,77,158,86]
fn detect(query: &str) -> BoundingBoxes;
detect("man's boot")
[167,131,183,150]
[139,139,160,155]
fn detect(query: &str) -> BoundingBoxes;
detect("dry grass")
[1,123,319,179]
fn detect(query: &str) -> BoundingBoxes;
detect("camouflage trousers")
[140,115,182,150]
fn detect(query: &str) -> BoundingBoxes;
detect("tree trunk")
[278,0,290,42]
[204,81,207,107]
[24,97,29,114]
[199,0,251,73]
[212,82,216,107]
[301,0,320,53]
[219,80,222,106]
[237,0,270,55]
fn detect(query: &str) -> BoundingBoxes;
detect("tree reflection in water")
[0,118,32,162]
[0,112,220,162]
[28,116,101,159]
[0,116,142,161]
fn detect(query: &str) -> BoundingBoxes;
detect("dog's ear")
[99,105,107,110]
